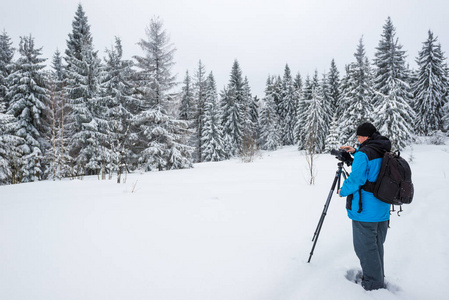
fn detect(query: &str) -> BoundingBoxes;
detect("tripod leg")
[308,166,343,263]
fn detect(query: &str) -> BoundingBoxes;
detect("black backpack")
[373,151,414,206]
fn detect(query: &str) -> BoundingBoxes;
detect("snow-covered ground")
[1,142,448,300]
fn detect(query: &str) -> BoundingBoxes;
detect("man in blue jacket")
[338,123,391,291]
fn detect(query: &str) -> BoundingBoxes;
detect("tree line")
[0,5,448,185]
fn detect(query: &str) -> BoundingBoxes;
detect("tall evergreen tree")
[324,115,340,153]
[280,64,297,145]
[179,70,195,121]
[328,59,341,112]
[338,38,374,144]
[303,85,327,154]
[201,72,226,161]
[193,60,207,162]
[0,30,14,109]
[102,37,139,180]
[320,73,333,138]
[6,35,49,182]
[0,101,23,185]
[295,75,311,148]
[220,60,245,156]
[297,72,320,149]
[47,49,72,180]
[133,17,192,171]
[259,76,282,150]
[64,4,107,176]
[413,30,448,135]
[372,17,415,150]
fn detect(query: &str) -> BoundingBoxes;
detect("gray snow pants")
[352,220,389,291]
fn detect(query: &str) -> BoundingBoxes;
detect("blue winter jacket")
[340,133,391,222]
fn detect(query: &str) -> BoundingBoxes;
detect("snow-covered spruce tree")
[443,101,449,132]
[327,59,341,113]
[303,85,327,154]
[297,72,320,150]
[338,38,374,144]
[293,72,303,106]
[0,98,23,185]
[64,4,107,177]
[102,37,140,181]
[220,60,245,156]
[295,75,311,149]
[413,30,449,135]
[303,85,327,184]
[372,17,415,150]
[240,76,258,161]
[250,95,261,146]
[324,115,340,153]
[133,17,192,171]
[336,65,351,120]
[320,73,333,138]
[46,49,72,180]
[201,72,226,161]
[0,30,15,110]
[280,64,297,145]
[247,86,260,144]
[0,30,18,184]
[179,70,195,121]
[6,35,49,183]
[259,77,282,150]
[293,73,302,144]
[193,60,207,162]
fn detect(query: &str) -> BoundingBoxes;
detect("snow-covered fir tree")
[201,72,226,161]
[193,60,208,162]
[133,17,192,171]
[46,49,72,180]
[250,95,261,146]
[0,30,14,109]
[320,73,333,138]
[64,4,108,176]
[338,38,374,144]
[102,37,140,180]
[240,77,258,158]
[372,17,415,150]
[336,65,352,119]
[324,115,340,153]
[6,35,49,182]
[0,30,18,184]
[413,30,449,135]
[220,60,245,156]
[297,72,321,149]
[280,64,297,145]
[327,59,341,112]
[292,73,302,144]
[259,76,282,150]
[303,84,327,154]
[179,70,195,121]
[295,75,312,149]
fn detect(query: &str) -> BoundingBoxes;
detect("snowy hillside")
[1,142,449,300]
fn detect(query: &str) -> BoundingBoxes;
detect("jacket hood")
[360,132,391,157]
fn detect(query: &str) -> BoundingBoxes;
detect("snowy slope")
[1,142,448,300]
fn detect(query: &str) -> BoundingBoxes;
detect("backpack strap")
[357,189,363,213]
[361,181,375,193]
[355,181,376,213]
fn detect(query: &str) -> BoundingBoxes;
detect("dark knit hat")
[356,122,377,137]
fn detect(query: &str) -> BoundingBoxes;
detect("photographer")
[337,122,391,291]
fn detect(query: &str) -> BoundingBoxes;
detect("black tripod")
[308,162,349,263]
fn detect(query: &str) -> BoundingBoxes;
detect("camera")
[331,149,353,166]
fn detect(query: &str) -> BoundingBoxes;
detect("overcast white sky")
[2,0,449,97]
